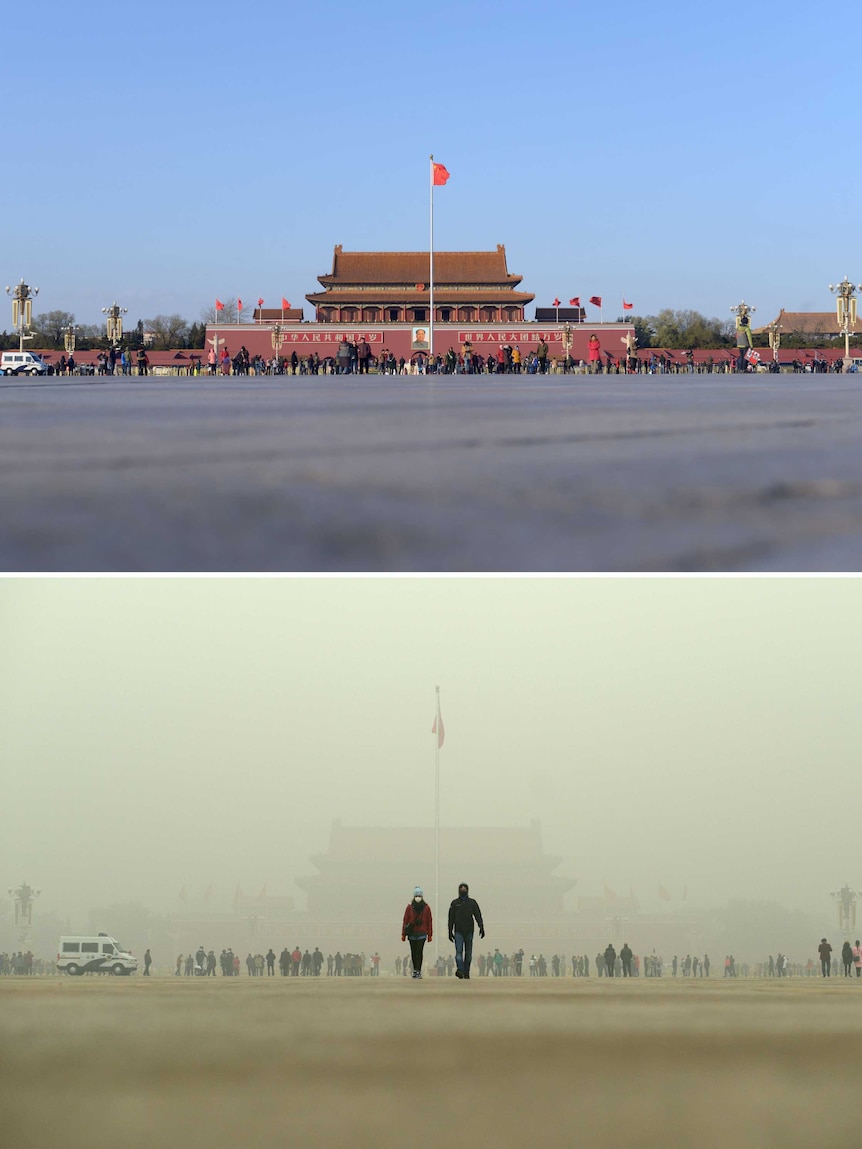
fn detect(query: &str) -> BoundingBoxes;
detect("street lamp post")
[62,324,78,355]
[828,277,861,369]
[767,321,782,365]
[831,885,860,942]
[101,301,128,347]
[271,323,285,374]
[730,300,756,372]
[5,279,39,352]
[8,881,41,948]
[560,322,573,373]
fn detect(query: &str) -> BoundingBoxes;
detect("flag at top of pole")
[432,162,450,185]
[432,699,445,748]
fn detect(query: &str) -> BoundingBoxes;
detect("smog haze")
[1,578,858,927]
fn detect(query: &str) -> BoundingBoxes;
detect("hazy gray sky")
[2,578,859,921]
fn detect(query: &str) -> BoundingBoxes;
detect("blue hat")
[414,886,423,897]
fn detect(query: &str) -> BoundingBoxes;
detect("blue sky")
[4,0,852,330]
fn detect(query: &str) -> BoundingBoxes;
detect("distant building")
[755,309,850,340]
[166,820,703,962]
[205,242,631,364]
[297,818,573,923]
[251,308,303,324]
[305,244,535,325]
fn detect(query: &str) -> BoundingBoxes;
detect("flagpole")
[429,155,435,369]
[434,684,440,964]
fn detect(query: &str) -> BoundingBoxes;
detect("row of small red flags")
[215,297,291,312]
[432,164,633,314]
[552,296,634,311]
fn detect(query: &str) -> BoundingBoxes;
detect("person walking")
[447,882,485,980]
[604,943,617,977]
[402,886,433,979]
[620,942,633,978]
[818,938,832,977]
[143,949,152,976]
[842,940,854,977]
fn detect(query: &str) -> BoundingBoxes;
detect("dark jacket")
[402,901,433,941]
[448,894,484,937]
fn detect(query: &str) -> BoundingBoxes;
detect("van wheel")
[29,368,38,376]
[66,964,80,976]
[111,964,126,976]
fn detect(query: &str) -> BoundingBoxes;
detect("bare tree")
[143,314,190,350]
[32,310,76,347]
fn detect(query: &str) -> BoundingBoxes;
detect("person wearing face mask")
[402,886,433,979]
[448,882,485,980]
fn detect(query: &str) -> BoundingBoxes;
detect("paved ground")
[3,374,862,571]
[2,975,860,1148]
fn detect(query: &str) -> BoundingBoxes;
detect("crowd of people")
[4,941,862,979]
[172,945,379,977]
[37,338,853,378]
[0,951,51,975]
[5,884,860,981]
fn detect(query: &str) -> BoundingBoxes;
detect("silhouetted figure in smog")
[620,942,633,977]
[841,941,853,976]
[604,943,617,977]
[818,938,832,977]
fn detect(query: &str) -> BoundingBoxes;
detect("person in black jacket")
[604,943,617,977]
[620,942,633,978]
[447,882,484,980]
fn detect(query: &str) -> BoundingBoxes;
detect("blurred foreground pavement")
[3,374,862,571]
[2,976,862,1149]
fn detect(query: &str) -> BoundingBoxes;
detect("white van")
[1,350,49,376]
[58,933,138,976]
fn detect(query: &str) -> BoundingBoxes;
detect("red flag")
[569,297,580,307]
[623,300,634,310]
[552,298,561,307]
[589,296,602,307]
[237,298,243,312]
[257,297,264,307]
[281,297,291,310]
[431,710,445,748]
[215,299,224,312]
[432,162,450,186]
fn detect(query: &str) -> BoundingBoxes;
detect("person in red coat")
[402,886,433,979]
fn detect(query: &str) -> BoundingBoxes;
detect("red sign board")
[458,330,564,344]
